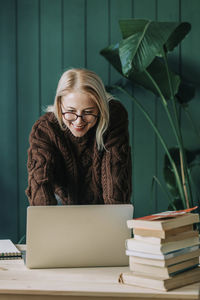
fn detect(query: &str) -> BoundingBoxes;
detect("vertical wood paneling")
[110,0,132,84]
[109,0,133,121]
[156,0,180,212]
[40,0,62,110]
[63,0,85,69]
[17,0,40,240]
[133,0,157,216]
[181,0,200,86]
[0,0,18,242]
[86,0,109,84]
[181,0,200,205]
[109,0,134,205]
[181,0,200,147]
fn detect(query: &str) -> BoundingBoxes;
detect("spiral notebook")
[0,239,22,259]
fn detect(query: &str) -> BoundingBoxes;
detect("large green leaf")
[100,43,122,74]
[176,80,195,104]
[118,19,191,75]
[100,42,180,99]
[165,22,191,52]
[133,58,180,99]
[119,19,149,38]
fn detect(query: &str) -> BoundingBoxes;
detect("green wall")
[1,0,200,243]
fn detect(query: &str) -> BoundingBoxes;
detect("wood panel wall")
[1,0,200,242]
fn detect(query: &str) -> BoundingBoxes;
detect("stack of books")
[119,209,200,291]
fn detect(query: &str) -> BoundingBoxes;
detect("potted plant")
[100,19,200,211]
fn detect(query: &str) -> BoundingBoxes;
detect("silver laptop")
[26,204,133,269]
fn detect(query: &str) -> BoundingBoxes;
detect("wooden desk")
[0,246,200,300]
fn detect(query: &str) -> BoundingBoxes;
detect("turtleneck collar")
[64,123,97,144]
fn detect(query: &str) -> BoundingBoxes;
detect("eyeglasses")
[62,112,98,123]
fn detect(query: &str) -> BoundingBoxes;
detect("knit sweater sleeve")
[101,100,132,204]
[26,115,57,205]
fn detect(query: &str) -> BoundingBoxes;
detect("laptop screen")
[26,204,133,269]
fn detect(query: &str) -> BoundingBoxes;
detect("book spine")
[126,245,200,259]
[126,238,200,254]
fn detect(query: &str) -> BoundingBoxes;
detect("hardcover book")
[119,266,200,291]
[133,224,194,239]
[128,248,200,267]
[126,245,200,260]
[134,230,199,244]
[129,257,199,277]
[127,212,199,231]
[126,236,200,254]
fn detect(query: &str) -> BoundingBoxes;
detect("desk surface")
[0,246,200,300]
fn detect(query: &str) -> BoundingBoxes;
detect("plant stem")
[144,71,181,150]
[183,105,200,147]
[143,70,187,207]
[179,151,190,208]
[115,85,186,207]
[162,49,193,208]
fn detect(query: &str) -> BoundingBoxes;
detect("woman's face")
[61,92,99,137]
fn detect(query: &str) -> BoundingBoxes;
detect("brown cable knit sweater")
[26,100,132,205]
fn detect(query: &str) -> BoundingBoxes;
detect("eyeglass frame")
[61,111,99,123]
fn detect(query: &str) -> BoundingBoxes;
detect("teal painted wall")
[1,0,200,242]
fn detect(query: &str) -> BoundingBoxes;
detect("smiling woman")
[26,68,132,206]
[61,92,99,138]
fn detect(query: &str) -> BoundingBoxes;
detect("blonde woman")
[26,68,132,205]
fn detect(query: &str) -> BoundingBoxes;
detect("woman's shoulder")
[32,112,58,131]
[29,112,61,143]
[109,99,128,124]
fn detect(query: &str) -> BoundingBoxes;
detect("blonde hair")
[47,68,112,150]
